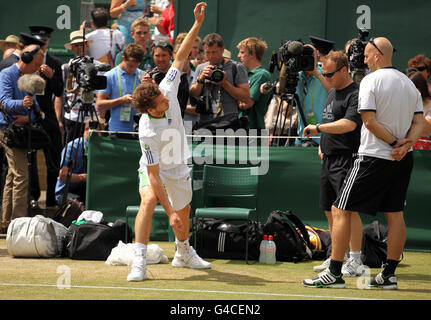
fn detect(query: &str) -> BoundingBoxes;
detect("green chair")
[193,165,259,264]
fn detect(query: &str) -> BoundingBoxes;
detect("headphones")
[21,45,41,64]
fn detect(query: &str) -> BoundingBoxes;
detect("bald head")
[364,37,393,72]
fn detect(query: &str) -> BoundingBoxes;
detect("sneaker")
[342,257,365,277]
[303,269,346,288]
[313,257,331,272]
[127,250,148,282]
[367,272,398,290]
[172,246,211,269]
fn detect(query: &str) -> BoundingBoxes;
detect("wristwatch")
[389,139,398,147]
[197,78,205,84]
[316,123,321,133]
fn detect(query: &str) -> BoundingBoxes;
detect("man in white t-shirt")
[127,2,209,282]
[303,37,426,289]
[86,7,125,65]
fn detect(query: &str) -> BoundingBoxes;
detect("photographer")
[55,117,105,205]
[54,28,101,144]
[189,33,249,127]
[0,44,44,233]
[294,44,331,146]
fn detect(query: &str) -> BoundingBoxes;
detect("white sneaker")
[342,257,365,277]
[127,249,148,282]
[172,246,211,269]
[313,257,330,272]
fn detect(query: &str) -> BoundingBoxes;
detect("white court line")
[0,282,384,300]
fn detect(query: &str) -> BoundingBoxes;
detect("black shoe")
[367,272,398,290]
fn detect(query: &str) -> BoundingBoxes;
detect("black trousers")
[30,118,63,206]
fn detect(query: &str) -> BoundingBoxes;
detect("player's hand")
[194,2,207,25]
[303,124,317,137]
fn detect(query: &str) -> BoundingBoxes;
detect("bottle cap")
[269,235,273,241]
[264,234,268,240]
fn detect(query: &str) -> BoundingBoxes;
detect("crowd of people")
[0,1,430,288]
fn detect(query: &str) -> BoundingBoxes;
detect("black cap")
[19,32,46,47]
[28,25,54,41]
[309,36,336,55]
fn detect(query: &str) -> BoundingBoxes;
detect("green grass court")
[1,239,430,300]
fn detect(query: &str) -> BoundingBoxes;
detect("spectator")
[408,54,431,95]
[115,17,155,71]
[408,71,431,150]
[147,41,190,117]
[189,33,249,128]
[55,117,106,205]
[29,25,64,209]
[264,96,298,146]
[96,43,144,137]
[236,37,272,131]
[0,45,44,233]
[87,7,125,67]
[110,0,148,45]
[0,35,19,60]
[147,0,170,43]
[156,0,175,45]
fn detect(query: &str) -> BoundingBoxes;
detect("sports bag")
[361,221,388,268]
[193,218,263,260]
[6,215,68,258]
[263,210,314,263]
[65,220,132,260]
[54,198,85,227]
[297,225,331,261]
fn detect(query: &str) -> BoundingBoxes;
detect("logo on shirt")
[322,101,334,121]
[168,118,172,125]
[144,144,154,164]
[166,69,178,85]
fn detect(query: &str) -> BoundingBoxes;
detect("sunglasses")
[151,41,173,52]
[322,65,344,78]
[416,66,427,72]
[369,37,384,56]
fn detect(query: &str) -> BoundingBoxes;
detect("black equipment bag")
[361,221,388,268]
[54,198,85,228]
[193,218,263,260]
[263,210,314,263]
[65,220,132,260]
[3,122,51,150]
[193,113,243,134]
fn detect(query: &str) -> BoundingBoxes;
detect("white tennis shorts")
[138,164,192,211]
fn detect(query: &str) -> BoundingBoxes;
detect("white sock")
[134,242,147,256]
[349,251,362,262]
[176,238,190,254]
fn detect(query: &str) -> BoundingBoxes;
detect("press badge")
[120,105,132,122]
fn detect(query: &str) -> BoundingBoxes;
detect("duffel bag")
[66,220,132,260]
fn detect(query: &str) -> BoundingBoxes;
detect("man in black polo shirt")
[302,50,364,286]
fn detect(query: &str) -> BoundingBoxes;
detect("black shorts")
[333,153,414,215]
[320,153,355,211]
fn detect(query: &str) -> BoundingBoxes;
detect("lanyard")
[117,67,138,96]
[301,76,316,112]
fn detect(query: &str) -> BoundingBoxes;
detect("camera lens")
[210,68,224,83]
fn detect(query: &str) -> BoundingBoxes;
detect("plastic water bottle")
[259,235,268,263]
[266,235,276,264]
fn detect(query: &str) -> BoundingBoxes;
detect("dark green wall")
[176,0,430,73]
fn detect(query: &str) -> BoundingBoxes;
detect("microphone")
[18,74,46,96]
[287,41,304,55]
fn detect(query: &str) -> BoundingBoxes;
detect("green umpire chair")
[193,165,259,264]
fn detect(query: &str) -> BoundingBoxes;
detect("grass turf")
[1,239,431,300]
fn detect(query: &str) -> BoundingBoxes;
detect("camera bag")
[263,210,314,263]
[193,218,263,260]
[54,198,86,228]
[65,220,132,260]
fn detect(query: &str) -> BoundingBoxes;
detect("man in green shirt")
[115,17,155,71]
[237,37,272,130]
